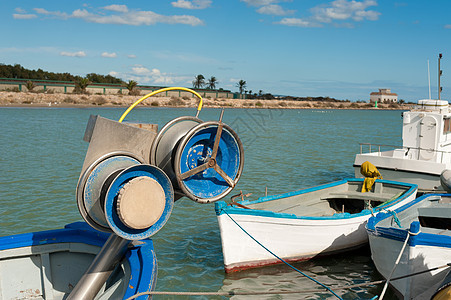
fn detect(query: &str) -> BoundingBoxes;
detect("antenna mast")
[439,53,443,100]
[428,60,431,99]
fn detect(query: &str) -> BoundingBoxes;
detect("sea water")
[0,106,403,299]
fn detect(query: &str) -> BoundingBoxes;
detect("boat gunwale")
[366,193,451,248]
[215,179,418,221]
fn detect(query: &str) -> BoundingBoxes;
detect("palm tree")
[236,80,247,94]
[192,74,205,89]
[125,80,138,95]
[74,77,91,94]
[25,80,36,92]
[207,76,218,90]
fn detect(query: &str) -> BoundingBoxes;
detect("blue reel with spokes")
[174,119,244,203]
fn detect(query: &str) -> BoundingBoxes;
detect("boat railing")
[359,143,451,163]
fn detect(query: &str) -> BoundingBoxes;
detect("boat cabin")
[402,99,451,163]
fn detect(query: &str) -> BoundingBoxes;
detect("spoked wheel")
[174,120,244,203]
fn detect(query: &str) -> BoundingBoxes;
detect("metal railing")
[358,142,451,164]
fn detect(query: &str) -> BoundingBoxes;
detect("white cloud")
[257,4,294,16]
[71,8,204,26]
[311,0,380,23]
[132,66,151,74]
[125,65,192,86]
[103,5,128,13]
[13,14,37,19]
[127,54,137,58]
[276,0,380,27]
[15,8,27,13]
[101,52,117,58]
[60,51,86,57]
[33,8,70,19]
[109,71,119,77]
[278,17,321,27]
[171,0,212,9]
[25,5,204,26]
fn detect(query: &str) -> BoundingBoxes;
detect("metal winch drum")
[76,109,243,241]
[71,87,244,299]
[151,113,244,203]
[76,151,174,240]
[75,114,176,240]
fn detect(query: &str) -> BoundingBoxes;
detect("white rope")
[379,230,419,299]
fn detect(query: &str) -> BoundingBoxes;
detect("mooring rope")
[379,229,419,300]
[221,209,344,300]
[124,262,451,299]
[384,209,402,228]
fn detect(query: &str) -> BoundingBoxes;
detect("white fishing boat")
[214,178,418,272]
[0,222,157,299]
[354,99,451,192]
[367,193,451,299]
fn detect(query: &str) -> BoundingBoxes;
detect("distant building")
[370,89,398,103]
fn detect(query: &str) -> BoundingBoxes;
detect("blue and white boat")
[367,193,451,299]
[0,222,157,299]
[215,178,418,272]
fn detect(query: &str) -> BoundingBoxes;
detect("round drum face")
[177,124,242,202]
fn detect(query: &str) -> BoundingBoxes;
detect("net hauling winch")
[76,87,244,239]
[70,87,244,299]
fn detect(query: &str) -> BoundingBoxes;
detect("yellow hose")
[118,87,203,123]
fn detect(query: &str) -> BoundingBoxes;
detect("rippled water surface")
[0,107,404,299]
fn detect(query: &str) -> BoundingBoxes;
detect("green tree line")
[0,63,123,84]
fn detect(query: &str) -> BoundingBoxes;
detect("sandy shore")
[0,91,410,110]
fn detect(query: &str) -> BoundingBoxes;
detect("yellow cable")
[118,87,203,123]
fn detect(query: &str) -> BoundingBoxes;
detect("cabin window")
[444,118,451,134]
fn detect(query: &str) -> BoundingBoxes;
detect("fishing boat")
[366,193,451,299]
[0,222,157,299]
[214,178,418,272]
[354,56,451,192]
[354,98,451,192]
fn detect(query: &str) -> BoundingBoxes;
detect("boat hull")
[217,212,369,272]
[354,153,445,192]
[368,232,451,299]
[367,194,451,299]
[216,179,418,272]
[0,222,157,300]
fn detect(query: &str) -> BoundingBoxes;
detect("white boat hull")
[354,153,445,191]
[216,179,418,272]
[217,213,369,272]
[368,233,451,299]
[367,193,451,299]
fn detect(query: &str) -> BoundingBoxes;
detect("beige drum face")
[117,176,166,229]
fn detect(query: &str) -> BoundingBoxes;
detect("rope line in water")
[221,209,344,300]
[124,263,451,299]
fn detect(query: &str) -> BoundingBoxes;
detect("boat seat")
[322,191,398,202]
[418,204,451,219]
[276,204,336,216]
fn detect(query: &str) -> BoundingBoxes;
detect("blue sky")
[1,0,451,101]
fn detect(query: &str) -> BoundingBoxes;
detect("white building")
[370,89,398,103]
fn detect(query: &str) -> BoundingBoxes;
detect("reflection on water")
[221,247,392,299]
[0,107,404,299]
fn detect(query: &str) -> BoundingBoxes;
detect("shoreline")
[0,91,411,110]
